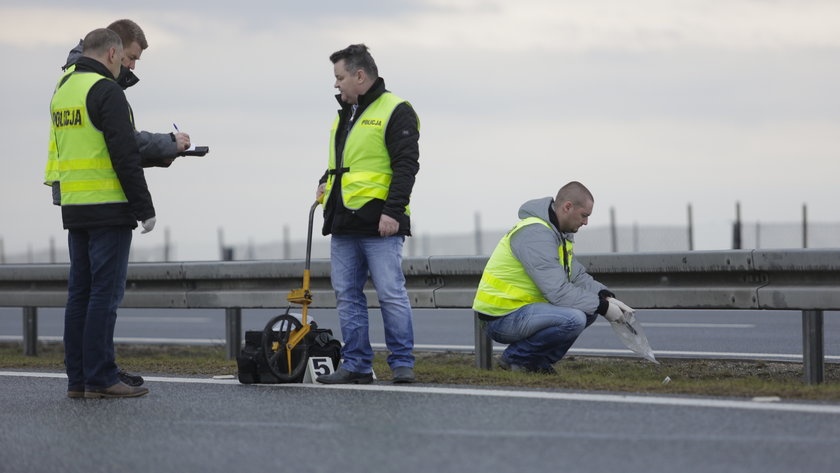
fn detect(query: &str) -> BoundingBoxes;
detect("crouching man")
[472,181,634,373]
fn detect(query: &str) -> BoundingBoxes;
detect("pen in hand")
[172,123,192,153]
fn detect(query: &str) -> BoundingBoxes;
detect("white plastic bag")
[609,312,658,363]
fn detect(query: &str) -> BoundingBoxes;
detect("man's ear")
[356,69,366,84]
[561,201,574,213]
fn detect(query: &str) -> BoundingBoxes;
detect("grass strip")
[2,342,839,401]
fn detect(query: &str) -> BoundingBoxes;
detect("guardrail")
[1,249,838,383]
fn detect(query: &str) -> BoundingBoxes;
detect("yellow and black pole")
[282,200,321,371]
[262,199,323,381]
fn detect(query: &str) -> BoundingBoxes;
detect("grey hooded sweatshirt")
[509,197,610,315]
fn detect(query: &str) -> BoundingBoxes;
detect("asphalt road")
[2,372,839,473]
[2,307,839,361]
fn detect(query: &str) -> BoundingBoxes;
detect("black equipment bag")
[236,321,342,384]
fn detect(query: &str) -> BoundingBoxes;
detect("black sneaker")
[118,369,145,387]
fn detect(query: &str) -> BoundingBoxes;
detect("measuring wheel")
[261,310,309,382]
[261,201,321,383]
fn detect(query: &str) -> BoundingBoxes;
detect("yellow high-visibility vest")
[44,67,75,186]
[472,217,574,317]
[324,92,418,214]
[50,71,128,206]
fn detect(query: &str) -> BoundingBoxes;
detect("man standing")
[45,19,190,387]
[50,28,156,398]
[316,44,420,384]
[472,181,634,373]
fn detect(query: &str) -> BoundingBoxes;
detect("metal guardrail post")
[225,308,242,360]
[474,312,492,370]
[802,309,824,384]
[23,307,38,356]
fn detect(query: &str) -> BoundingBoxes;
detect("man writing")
[315,44,420,384]
[50,28,155,398]
[45,19,189,387]
[46,20,191,201]
[61,19,191,165]
[473,181,634,373]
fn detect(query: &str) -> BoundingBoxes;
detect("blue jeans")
[64,226,132,390]
[330,234,414,373]
[484,303,597,369]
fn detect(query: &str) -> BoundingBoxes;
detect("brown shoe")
[67,386,85,399]
[84,381,149,399]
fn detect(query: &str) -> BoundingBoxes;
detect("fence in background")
[1,249,838,384]
[6,220,840,264]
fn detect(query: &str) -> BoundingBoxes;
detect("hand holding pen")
[172,123,191,152]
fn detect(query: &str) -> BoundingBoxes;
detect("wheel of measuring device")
[261,310,309,382]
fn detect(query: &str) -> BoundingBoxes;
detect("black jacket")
[319,78,420,236]
[58,57,155,229]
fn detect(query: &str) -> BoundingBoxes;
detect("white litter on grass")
[662,376,671,385]
[752,396,782,403]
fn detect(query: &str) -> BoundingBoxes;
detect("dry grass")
[3,342,840,401]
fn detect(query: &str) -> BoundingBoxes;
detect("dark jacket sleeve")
[136,130,178,167]
[382,102,420,220]
[88,80,155,221]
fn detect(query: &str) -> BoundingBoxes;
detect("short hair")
[329,44,378,79]
[556,181,594,207]
[107,19,148,50]
[82,28,123,56]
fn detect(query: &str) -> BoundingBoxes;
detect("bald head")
[554,181,594,233]
[556,181,594,207]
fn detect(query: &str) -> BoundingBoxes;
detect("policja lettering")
[52,108,84,128]
[359,118,382,127]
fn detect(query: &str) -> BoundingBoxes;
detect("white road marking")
[373,344,840,362]
[119,316,212,323]
[0,335,223,344]
[2,335,838,361]
[590,322,755,329]
[2,370,839,415]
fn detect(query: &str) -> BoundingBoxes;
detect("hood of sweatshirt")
[517,196,576,243]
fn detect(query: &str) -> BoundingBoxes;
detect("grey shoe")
[392,366,416,384]
[497,356,526,372]
[84,381,149,399]
[316,366,373,385]
[497,357,556,375]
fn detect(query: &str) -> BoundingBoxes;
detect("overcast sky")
[2,0,839,260]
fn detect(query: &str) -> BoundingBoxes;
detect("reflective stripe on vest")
[44,67,75,186]
[472,217,575,317]
[50,71,128,205]
[324,92,417,214]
